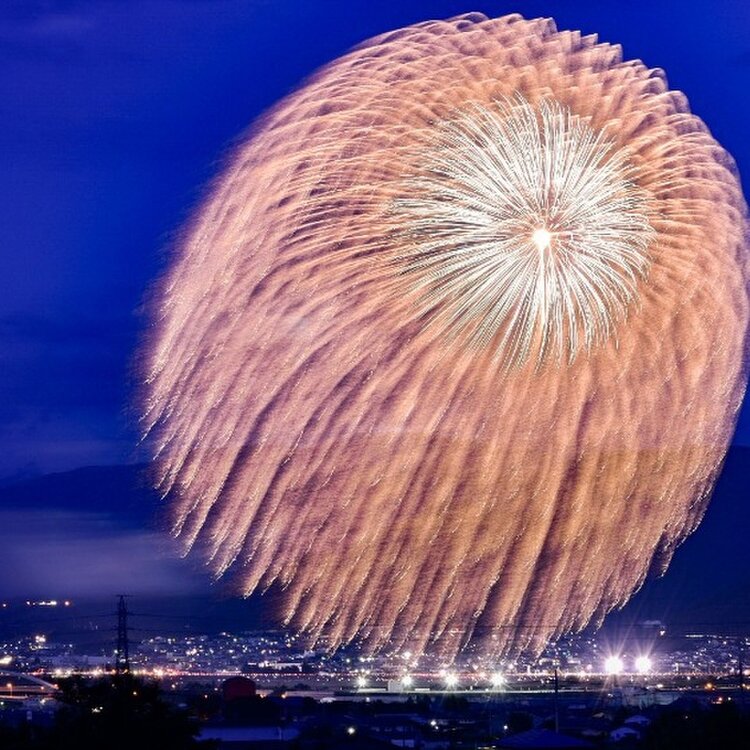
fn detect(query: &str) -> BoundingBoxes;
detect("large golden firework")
[144,14,749,657]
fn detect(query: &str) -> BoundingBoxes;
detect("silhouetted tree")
[224,694,282,725]
[507,710,534,734]
[4,674,215,750]
[644,702,750,750]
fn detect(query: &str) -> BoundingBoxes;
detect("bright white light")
[604,656,624,675]
[398,95,653,367]
[401,674,413,688]
[490,672,506,689]
[347,726,356,736]
[444,672,458,689]
[356,675,367,689]
[532,228,552,251]
[635,656,652,674]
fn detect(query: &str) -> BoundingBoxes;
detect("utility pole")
[115,595,130,675]
[553,666,560,733]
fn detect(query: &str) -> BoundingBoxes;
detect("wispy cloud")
[0,509,203,597]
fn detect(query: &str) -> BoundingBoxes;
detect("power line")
[115,595,131,675]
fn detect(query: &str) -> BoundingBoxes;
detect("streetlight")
[444,672,458,690]
[490,672,506,690]
[401,674,413,689]
[604,656,624,675]
[635,656,652,675]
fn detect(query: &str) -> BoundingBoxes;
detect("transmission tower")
[115,595,130,674]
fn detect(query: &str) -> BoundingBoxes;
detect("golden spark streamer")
[143,13,750,658]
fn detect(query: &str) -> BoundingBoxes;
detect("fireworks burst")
[144,14,749,658]
[397,96,654,366]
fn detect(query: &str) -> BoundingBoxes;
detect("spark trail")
[143,14,750,658]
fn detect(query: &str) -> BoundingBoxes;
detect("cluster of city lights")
[352,658,653,691]
[604,655,653,675]
[389,671,507,691]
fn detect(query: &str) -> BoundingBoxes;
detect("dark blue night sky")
[1,1,749,616]
[2,0,750,479]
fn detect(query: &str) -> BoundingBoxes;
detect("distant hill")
[0,463,158,528]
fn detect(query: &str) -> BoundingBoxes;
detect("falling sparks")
[143,14,750,659]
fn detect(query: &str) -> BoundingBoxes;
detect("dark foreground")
[2,674,750,750]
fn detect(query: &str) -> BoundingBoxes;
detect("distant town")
[2,598,749,748]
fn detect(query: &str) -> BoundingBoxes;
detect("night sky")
[1,1,749,617]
